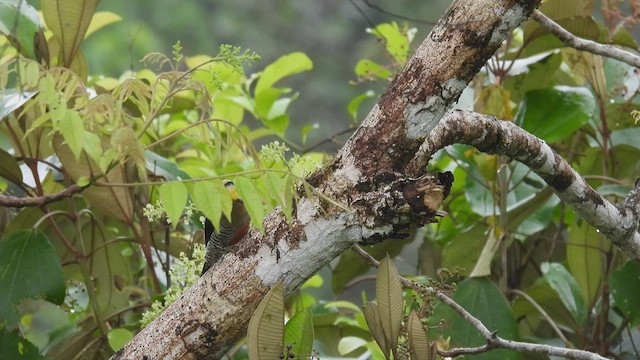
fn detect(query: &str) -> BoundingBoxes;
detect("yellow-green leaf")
[255,52,313,95]
[377,255,403,353]
[107,328,133,352]
[192,181,232,231]
[363,303,389,357]
[42,0,99,67]
[263,172,283,207]
[248,281,284,360]
[54,136,133,221]
[82,132,103,165]
[58,110,85,160]
[284,309,314,358]
[158,182,188,228]
[469,227,500,278]
[567,222,605,308]
[85,11,122,39]
[234,176,265,233]
[408,310,433,360]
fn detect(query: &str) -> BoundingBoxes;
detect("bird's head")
[224,180,239,201]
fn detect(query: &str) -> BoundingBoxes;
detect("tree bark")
[112,0,544,358]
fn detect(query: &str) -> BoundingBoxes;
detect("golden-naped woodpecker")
[201,180,250,275]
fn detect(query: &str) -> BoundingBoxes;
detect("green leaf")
[193,181,232,231]
[355,59,391,79]
[158,181,188,228]
[608,127,640,149]
[376,255,403,354]
[42,0,99,66]
[234,176,265,232]
[515,86,595,144]
[430,278,521,360]
[300,274,323,290]
[442,223,488,277]
[541,262,587,325]
[144,151,191,181]
[18,299,74,351]
[54,137,134,221]
[512,281,579,331]
[0,327,44,360]
[248,281,284,360]
[567,222,604,308]
[0,0,41,59]
[408,310,434,360]
[107,328,134,352]
[263,172,284,208]
[84,11,122,39]
[369,22,411,63]
[82,132,103,166]
[338,336,368,356]
[0,230,65,325]
[284,309,314,358]
[58,110,85,160]
[0,148,22,184]
[347,90,375,121]
[363,303,389,357]
[255,87,287,119]
[301,123,319,145]
[610,261,640,326]
[596,184,632,198]
[611,27,638,49]
[469,227,500,278]
[255,52,313,95]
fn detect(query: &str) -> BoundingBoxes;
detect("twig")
[532,10,640,68]
[409,110,640,260]
[301,126,356,153]
[0,184,86,208]
[508,289,573,347]
[351,244,608,360]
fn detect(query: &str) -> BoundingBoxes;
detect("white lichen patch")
[405,97,448,139]
[255,213,359,290]
[441,78,467,100]
[530,142,556,174]
[334,162,363,186]
[490,3,528,45]
[296,197,320,225]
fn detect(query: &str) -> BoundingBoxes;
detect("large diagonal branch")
[112,0,541,358]
[410,110,640,258]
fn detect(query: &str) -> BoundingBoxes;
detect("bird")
[201,180,250,275]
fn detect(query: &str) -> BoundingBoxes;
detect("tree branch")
[351,245,608,360]
[410,110,640,259]
[531,10,640,68]
[0,184,85,208]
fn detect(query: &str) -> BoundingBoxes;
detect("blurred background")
[36,0,452,150]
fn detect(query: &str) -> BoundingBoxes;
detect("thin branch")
[351,244,608,360]
[300,126,357,153]
[0,184,86,208]
[409,110,640,260]
[532,10,640,68]
[361,0,437,25]
[508,289,572,347]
